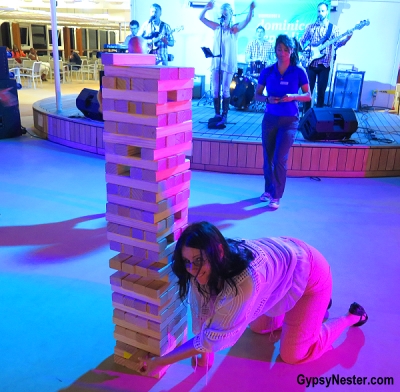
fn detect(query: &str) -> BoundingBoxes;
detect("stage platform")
[33,94,400,178]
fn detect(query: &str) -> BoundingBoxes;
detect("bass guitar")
[302,19,370,66]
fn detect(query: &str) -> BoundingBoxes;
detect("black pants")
[303,64,330,113]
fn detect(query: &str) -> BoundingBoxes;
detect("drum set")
[230,60,268,111]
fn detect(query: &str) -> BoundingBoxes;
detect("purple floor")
[1,135,399,392]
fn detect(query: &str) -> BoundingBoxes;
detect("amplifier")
[332,71,365,110]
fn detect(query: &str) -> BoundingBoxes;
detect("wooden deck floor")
[33,94,400,177]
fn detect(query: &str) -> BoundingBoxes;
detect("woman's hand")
[138,356,158,376]
[206,1,214,10]
[268,96,281,104]
[279,94,295,102]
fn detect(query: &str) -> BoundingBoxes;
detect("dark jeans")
[261,113,298,199]
[303,64,330,113]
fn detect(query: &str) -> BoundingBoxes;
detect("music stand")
[201,47,220,59]
[197,47,221,106]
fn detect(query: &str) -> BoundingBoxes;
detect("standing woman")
[199,1,256,126]
[138,221,367,374]
[255,34,311,209]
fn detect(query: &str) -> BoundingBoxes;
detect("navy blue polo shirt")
[258,63,308,117]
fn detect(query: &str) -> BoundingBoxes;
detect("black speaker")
[76,88,103,121]
[0,79,22,139]
[299,108,358,141]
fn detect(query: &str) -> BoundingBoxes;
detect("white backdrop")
[130,0,400,108]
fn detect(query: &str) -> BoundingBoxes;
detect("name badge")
[280,81,289,85]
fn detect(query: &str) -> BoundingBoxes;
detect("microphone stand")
[217,16,224,114]
[327,51,337,107]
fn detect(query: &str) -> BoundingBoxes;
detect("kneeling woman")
[139,221,367,374]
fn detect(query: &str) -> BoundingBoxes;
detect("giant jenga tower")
[101,53,194,378]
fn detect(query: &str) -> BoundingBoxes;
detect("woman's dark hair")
[172,222,254,302]
[274,34,300,66]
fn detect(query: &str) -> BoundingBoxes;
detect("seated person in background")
[11,45,26,64]
[28,48,50,81]
[69,50,82,70]
[123,20,140,47]
[6,47,12,58]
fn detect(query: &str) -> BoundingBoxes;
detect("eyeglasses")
[184,258,203,269]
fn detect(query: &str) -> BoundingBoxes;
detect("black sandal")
[349,302,368,327]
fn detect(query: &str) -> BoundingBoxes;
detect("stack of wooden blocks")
[101,53,194,378]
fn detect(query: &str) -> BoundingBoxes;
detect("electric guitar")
[147,25,184,52]
[302,20,370,66]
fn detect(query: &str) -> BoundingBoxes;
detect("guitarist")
[139,4,174,65]
[300,2,352,113]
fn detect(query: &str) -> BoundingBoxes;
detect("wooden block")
[101,53,156,66]
[104,65,179,80]
[107,194,167,214]
[104,111,168,127]
[128,102,144,115]
[167,89,192,102]
[102,98,115,112]
[109,253,131,270]
[102,76,116,89]
[141,141,192,161]
[107,183,119,195]
[113,308,125,320]
[107,221,119,234]
[103,88,168,104]
[178,67,195,79]
[145,280,170,299]
[113,353,169,379]
[131,78,145,91]
[144,78,194,92]
[121,273,142,291]
[167,112,177,126]
[107,232,173,253]
[114,100,129,113]
[116,77,131,90]
[120,256,143,274]
[142,100,191,116]
[111,271,129,287]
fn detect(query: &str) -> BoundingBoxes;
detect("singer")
[199,1,256,126]
[299,2,352,112]
[139,4,174,65]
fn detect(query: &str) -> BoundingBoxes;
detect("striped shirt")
[300,21,347,68]
[141,21,174,66]
[245,39,275,65]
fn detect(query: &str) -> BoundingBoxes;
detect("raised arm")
[235,1,256,33]
[199,1,220,30]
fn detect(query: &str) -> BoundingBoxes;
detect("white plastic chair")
[22,59,35,69]
[49,60,70,83]
[70,59,87,81]
[9,67,21,85]
[19,62,42,89]
[82,60,98,81]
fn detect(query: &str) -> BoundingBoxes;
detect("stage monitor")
[76,88,103,122]
[299,108,358,141]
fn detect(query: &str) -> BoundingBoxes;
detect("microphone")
[149,15,155,23]
[218,15,226,20]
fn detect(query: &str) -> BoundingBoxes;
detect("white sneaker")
[260,192,271,202]
[269,198,280,209]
